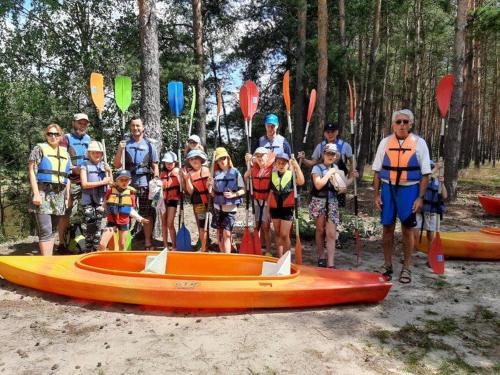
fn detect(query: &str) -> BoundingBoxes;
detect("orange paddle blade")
[353,79,357,114]
[239,84,250,120]
[283,70,291,114]
[436,74,455,119]
[428,233,445,274]
[253,228,262,255]
[307,89,317,123]
[348,81,354,121]
[240,227,254,254]
[90,72,105,113]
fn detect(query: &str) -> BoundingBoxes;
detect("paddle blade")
[240,227,254,254]
[190,85,196,117]
[216,87,222,116]
[176,224,192,251]
[114,75,132,113]
[307,89,317,123]
[428,233,445,274]
[246,80,259,120]
[283,70,291,114]
[436,74,455,119]
[239,84,250,120]
[253,228,262,255]
[348,81,354,121]
[167,81,184,117]
[90,72,105,113]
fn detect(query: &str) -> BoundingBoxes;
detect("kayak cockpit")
[75,251,300,280]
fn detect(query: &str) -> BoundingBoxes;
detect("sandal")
[399,268,412,284]
[327,265,336,269]
[317,259,327,268]
[378,264,393,281]
[144,245,154,251]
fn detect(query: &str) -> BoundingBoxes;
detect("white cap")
[254,147,270,155]
[188,134,201,144]
[162,151,177,163]
[73,113,89,122]
[323,143,338,154]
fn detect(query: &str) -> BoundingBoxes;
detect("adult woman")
[28,124,71,255]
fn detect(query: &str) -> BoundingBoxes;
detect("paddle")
[348,80,361,266]
[114,75,132,134]
[429,74,454,274]
[282,70,302,264]
[90,72,105,118]
[188,85,196,136]
[168,81,191,251]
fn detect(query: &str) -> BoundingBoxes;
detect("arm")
[373,171,382,210]
[28,161,41,205]
[413,175,430,213]
[290,158,305,186]
[440,178,448,200]
[152,163,159,178]
[80,166,110,189]
[113,141,125,169]
[130,208,149,224]
[311,167,336,190]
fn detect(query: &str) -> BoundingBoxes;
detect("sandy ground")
[0,182,499,374]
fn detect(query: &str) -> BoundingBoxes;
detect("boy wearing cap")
[80,140,112,252]
[160,151,181,249]
[211,147,245,253]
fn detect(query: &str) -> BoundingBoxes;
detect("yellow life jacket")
[36,143,70,184]
[106,186,136,215]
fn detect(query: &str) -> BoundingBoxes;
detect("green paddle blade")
[114,75,132,113]
[189,85,196,119]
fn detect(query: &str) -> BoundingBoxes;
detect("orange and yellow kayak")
[478,194,500,216]
[416,228,500,260]
[0,252,391,309]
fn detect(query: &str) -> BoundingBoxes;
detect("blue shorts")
[380,182,418,227]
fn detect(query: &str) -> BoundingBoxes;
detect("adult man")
[113,116,159,249]
[58,113,92,251]
[372,109,431,284]
[251,113,292,157]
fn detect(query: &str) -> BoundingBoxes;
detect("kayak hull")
[0,252,391,310]
[415,228,500,260]
[478,194,500,216]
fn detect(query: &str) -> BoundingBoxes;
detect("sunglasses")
[217,156,228,161]
[46,132,60,137]
[394,119,410,125]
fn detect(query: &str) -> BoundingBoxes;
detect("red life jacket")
[251,163,273,201]
[161,168,180,201]
[268,170,295,209]
[189,166,210,204]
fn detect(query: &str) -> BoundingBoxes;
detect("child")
[244,147,274,255]
[309,143,358,268]
[183,135,205,171]
[80,140,112,252]
[210,147,245,253]
[160,151,180,250]
[100,170,149,251]
[268,151,305,258]
[182,149,211,252]
[414,160,447,251]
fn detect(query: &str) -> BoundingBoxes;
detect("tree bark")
[192,0,207,145]
[293,0,307,151]
[315,0,328,146]
[337,0,347,134]
[138,0,162,147]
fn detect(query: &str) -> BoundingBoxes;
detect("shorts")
[254,200,270,226]
[211,209,236,231]
[165,199,179,208]
[65,183,82,216]
[107,222,130,231]
[193,203,207,228]
[270,207,294,221]
[136,187,155,218]
[308,196,340,225]
[380,182,419,227]
[416,212,438,232]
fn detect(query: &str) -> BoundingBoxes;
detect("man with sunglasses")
[372,109,431,284]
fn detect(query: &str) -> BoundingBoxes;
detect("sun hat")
[162,151,177,163]
[188,134,201,144]
[214,147,230,161]
[254,147,270,155]
[87,140,104,153]
[186,149,207,161]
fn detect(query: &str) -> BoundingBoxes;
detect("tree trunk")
[293,0,307,151]
[315,0,328,146]
[138,0,161,146]
[409,0,422,112]
[337,0,347,134]
[358,0,381,178]
[192,0,207,145]
[444,0,468,200]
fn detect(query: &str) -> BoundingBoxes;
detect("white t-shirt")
[372,133,431,186]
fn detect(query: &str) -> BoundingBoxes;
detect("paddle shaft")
[435,118,445,233]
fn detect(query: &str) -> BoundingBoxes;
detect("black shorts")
[107,222,130,231]
[135,187,155,218]
[270,207,294,221]
[211,209,236,231]
[165,199,179,208]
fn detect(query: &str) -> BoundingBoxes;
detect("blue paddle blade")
[167,81,184,117]
[176,224,192,251]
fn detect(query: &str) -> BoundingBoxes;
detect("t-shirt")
[311,139,353,160]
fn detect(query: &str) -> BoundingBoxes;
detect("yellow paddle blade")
[90,72,105,113]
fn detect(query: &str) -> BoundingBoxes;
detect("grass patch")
[424,309,439,316]
[370,329,392,344]
[438,357,481,375]
[424,317,458,335]
[434,276,451,289]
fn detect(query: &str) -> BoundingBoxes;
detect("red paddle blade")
[246,80,259,120]
[253,228,262,255]
[436,74,455,119]
[283,70,291,114]
[239,84,250,120]
[428,233,445,274]
[307,89,317,123]
[348,81,354,121]
[240,227,254,254]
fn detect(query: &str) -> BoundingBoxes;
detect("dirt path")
[0,183,499,374]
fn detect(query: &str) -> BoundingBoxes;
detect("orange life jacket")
[268,170,295,209]
[379,134,422,185]
[161,169,180,201]
[189,166,210,204]
[251,163,273,201]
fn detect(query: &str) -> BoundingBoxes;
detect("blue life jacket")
[36,143,70,184]
[81,161,107,205]
[258,134,286,154]
[213,168,242,206]
[124,138,153,180]
[66,133,91,167]
[422,177,446,215]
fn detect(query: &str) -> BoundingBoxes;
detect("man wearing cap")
[251,113,292,158]
[113,116,159,249]
[58,113,92,251]
[372,109,431,284]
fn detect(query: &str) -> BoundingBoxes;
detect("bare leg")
[382,224,396,266]
[161,211,169,248]
[221,229,232,253]
[261,221,272,254]
[401,225,415,269]
[39,239,55,256]
[272,219,282,257]
[277,220,293,258]
[315,215,326,260]
[143,219,153,247]
[99,228,114,250]
[199,228,207,251]
[167,206,177,249]
[325,221,337,267]
[118,230,127,251]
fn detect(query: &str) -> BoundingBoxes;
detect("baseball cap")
[254,147,270,155]
[264,114,279,126]
[323,143,338,154]
[116,170,131,180]
[324,122,339,132]
[275,151,290,161]
[73,113,89,122]
[162,151,177,163]
[188,134,201,144]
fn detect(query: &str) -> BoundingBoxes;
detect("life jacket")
[422,177,446,215]
[161,169,181,201]
[189,167,210,204]
[36,143,70,185]
[379,134,422,185]
[66,133,91,167]
[268,170,295,209]
[251,163,273,201]
[124,138,154,180]
[213,168,243,206]
[258,134,286,157]
[81,161,107,205]
[310,164,337,199]
[106,186,136,216]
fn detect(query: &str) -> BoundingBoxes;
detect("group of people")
[28,108,446,283]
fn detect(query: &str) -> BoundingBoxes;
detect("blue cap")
[275,151,290,161]
[186,149,207,161]
[116,170,131,180]
[264,114,279,126]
